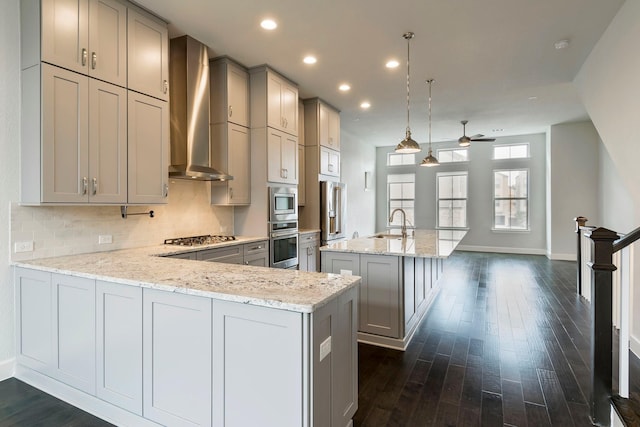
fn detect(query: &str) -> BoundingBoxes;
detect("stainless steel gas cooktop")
[164,235,236,246]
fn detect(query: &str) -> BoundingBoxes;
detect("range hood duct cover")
[169,35,233,181]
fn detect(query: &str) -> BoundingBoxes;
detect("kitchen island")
[14,243,360,427]
[321,229,466,350]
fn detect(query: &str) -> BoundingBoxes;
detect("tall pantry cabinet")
[20,0,169,205]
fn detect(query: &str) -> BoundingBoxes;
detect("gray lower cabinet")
[298,231,320,272]
[359,255,401,338]
[96,281,143,415]
[167,240,269,266]
[143,289,212,427]
[243,240,268,267]
[196,244,244,264]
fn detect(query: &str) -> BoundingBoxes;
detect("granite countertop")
[320,229,467,258]
[298,228,321,235]
[14,241,360,314]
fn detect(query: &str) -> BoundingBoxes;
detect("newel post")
[587,227,618,426]
[575,216,588,295]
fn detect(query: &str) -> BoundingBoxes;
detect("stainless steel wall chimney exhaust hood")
[169,35,233,181]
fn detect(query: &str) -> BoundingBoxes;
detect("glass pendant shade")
[420,79,439,167]
[394,32,421,154]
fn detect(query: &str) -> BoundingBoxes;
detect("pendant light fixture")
[394,32,421,154]
[420,79,440,167]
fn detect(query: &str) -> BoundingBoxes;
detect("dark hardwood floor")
[1,251,635,426]
[0,377,113,426]
[354,251,596,426]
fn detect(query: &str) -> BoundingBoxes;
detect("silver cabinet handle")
[229,105,233,117]
[245,261,249,265]
[229,187,233,199]
[328,164,334,172]
[81,48,87,66]
[163,183,169,198]
[91,52,97,69]
[329,137,333,145]
[81,177,88,195]
[92,177,98,195]
[163,80,168,94]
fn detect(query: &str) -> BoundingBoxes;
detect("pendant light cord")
[427,79,433,151]
[404,32,414,136]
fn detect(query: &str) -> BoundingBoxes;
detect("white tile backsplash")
[11,180,234,261]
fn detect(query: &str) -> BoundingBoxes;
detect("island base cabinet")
[96,281,142,415]
[213,300,303,427]
[143,289,212,427]
[359,255,401,338]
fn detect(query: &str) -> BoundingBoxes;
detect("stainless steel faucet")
[389,208,407,239]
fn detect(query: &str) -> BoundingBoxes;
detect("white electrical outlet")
[319,336,332,361]
[98,235,113,244]
[339,269,352,276]
[14,241,34,253]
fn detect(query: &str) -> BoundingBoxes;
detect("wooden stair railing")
[576,217,640,426]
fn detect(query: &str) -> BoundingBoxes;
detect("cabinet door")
[228,124,250,204]
[334,286,358,426]
[360,254,401,338]
[42,64,89,203]
[41,0,89,75]
[88,0,127,86]
[51,273,96,395]
[308,244,319,273]
[267,72,284,130]
[213,300,303,427]
[127,91,169,204]
[96,281,142,415]
[321,251,360,276]
[143,289,212,427]
[281,132,298,184]
[88,79,127,203]
[281,81,298,135]
[244,252,268,267]
[298,144,305,205]
[15,268,53,375]
[320,146,340,177]
[127,9,168,100]
[328,107,341,150]
[298,242,310,272]
[227,63,249,127]
[319,103,330,148]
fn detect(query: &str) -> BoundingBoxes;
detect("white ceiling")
[134,0,624,147]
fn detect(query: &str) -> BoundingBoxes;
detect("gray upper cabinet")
[210,57,249,127]
[127,8,169,101]
[250,66,299,136]
[26,0,128,87]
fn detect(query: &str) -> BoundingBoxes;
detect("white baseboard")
[15,365,161,427]
[630,334,640,359]
[0,358,15,381]
[546,253,577,261]
[456,245,547,256]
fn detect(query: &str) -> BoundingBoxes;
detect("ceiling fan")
[458,120,496,147]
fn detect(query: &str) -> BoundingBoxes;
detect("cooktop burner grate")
[164,235,236,246]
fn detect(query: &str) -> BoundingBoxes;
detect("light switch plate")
[98,235,113,244]
[319,336,332,361]
[339,269,352,276]
[14,241,34,253]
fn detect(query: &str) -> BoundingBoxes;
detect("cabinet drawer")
[197,245,243,262]
[299,232,320,244]
[244,240,268,256]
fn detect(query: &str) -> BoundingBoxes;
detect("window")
[387,174,415,227]
[437,148,469,163]
[387,152,416,166]
[494,169,528,230]
[493,143,529,159]
[437,172,468,228]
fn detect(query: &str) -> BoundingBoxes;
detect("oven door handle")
[270,230,299,238]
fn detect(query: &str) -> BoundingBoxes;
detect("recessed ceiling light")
[339,83,351,92]
[554,39,570,50]
[360,101,371,109]
[260,19,277,30]
[528,96,538,101]
[386,60,400,69]
[303,55,317,65]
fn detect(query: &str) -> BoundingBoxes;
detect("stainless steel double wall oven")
[268,186,298,269]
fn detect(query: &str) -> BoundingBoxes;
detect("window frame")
[436,147,470,163]
[492,143,530,160]
[436,171,469,229]
[387,152,416,166]
[492,168,530,231]
[387,173,415,228]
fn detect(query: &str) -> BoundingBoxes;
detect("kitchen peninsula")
[14,242,359,427]
[321,229,466,350]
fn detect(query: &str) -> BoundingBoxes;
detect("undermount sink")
[370,233,404,240]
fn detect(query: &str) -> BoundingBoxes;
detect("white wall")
[575,0,640,356]
[340,130,376,239]
[599,142,635,233]
[0,0,21,378]
[546,121,600,260]
[376,133,547,254]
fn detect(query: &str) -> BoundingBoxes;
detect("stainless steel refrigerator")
[320,181,346,244]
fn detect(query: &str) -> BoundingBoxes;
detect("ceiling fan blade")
[470,137,496,142]
[469,134,484,139]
